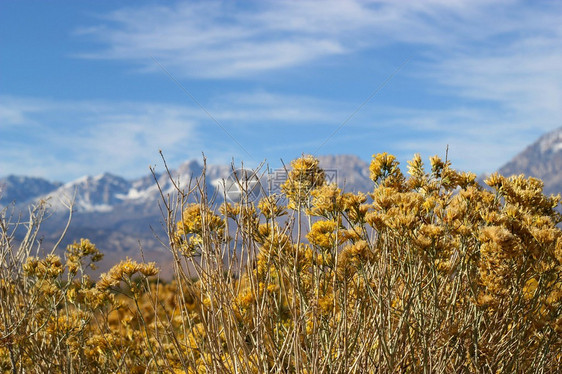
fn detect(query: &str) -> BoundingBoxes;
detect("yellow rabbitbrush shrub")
[1,152,562,373]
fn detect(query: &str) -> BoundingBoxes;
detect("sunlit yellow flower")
[97,258,159,291]
[281,155,325,209]
[258,194,287,219]
[370,152,405,189]
[308,183,343,217]
[307,220,339,250]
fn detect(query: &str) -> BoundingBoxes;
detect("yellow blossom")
[281,155,325,209]
[307,220,339,250]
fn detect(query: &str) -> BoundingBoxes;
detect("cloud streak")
[77,1,562,78]
[0,93,352,181]
[75,0,482,77]
[75,1,562,149]
[1,87,556,182]
[0,97,198,181]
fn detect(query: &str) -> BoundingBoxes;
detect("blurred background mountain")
[2,127,561,276]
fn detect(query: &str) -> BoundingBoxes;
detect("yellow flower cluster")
[23,254,64,279]
[308,183,343,217]
[176,203,224,236]
[370,152,405,189]
[307,219,340,250]
[281,155,325,209]
[174,203,225,256]
[257,194,287,219]
[97,258,159,291]
[65,238,104,275]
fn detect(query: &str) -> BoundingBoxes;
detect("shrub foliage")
[1,153,562,373]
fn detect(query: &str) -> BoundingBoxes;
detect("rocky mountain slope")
[498,127,562,196]
[0,176,62,205]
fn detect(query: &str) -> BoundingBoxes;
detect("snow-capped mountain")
[498,126,562,196]
[0,155,379,277]
[46,173,132,212]
[1,155,374,214]
[23,160,224,213]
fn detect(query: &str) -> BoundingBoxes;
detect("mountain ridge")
[498,126,562,196]
[2,137,561,276]
[0,154,372,210]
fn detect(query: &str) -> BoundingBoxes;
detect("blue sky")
[1,0,562,182]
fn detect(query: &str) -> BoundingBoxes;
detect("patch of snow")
[64,175,89,188]
[116,184,161,201]
[211,178,226,189]
[116,188,142,200]
[539,129,562,153]
[76,200,113,213]
[553,142,562,153]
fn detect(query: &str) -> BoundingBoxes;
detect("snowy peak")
[177,159,204,176]
[538,127,562,154]
[39,160,230,213]
[48,173,132,212]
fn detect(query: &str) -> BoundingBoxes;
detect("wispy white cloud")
[209,91,348,123]
[290,88,557,173]
[0,93,351,181]
[0,87,555,182]
[6,0,562,179]
[75,0,488,77]
[378,110,536,173]
[77,1,353,78]
[77,0,561,78]
[0,97,199,181]
[75,1,562,147]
